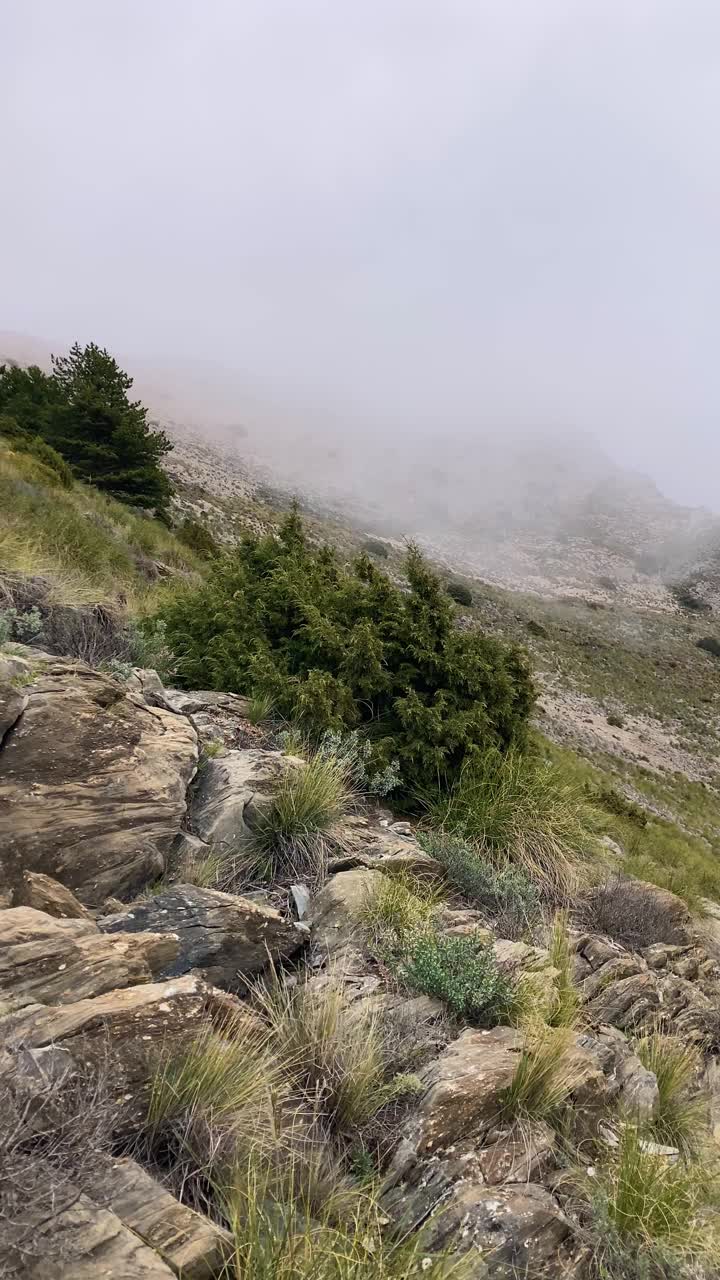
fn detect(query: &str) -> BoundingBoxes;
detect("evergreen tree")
[0,344,174,516]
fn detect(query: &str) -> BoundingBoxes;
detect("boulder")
[0,974,210,1127]
[0,906,178,1005]
[584,971,661,1030]
[418,1180,580,1278]
[14,870,92,919]
[101,884,307,988]
[189,747,298,847]
[91,1157,233,1279]
[391,1027,524,1169]
[0,658,199,904]
[477,1119,556,1184]
[0,678,27,742]
[309,867,379,958]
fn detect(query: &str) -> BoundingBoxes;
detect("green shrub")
[361,537,390,559]
[526,619,548,638]
[446,580,473,607]
[399,930,513,1024]
[430,748,600,899]
[607,711,625,729]
[156,510,534,800]
[671,582,710,613]
[696,635,720,658]
[419,832,540,937]
[177,516,220,559]
[589,783,648,827]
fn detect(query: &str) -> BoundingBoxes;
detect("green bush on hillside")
[446,580,473,607]
[696,635,720,658]
[157,509,534,798]
[0,413,74,487]
[0,343,173,516]
[176,516,220,559]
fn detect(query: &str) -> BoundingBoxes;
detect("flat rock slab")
[101,884,307,988]
[0,658,198,904]
[0,974,211,1128]
[0,906,178,1006]
[93,1157,233,1280]
[17,1186,178,1279]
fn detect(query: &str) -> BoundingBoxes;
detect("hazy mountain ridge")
[2,330,718,608]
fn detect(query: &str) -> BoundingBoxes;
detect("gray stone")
[0,658,198,904]
[101,884,307,988]
[190,747,298,848]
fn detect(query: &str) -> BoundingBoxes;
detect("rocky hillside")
[3,644,720,1277]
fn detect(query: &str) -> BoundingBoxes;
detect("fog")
[3,1,720,516]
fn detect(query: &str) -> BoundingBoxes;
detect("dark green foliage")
[446,580,473,607]
[361,537,390,559]
[176,517,220,559]
[0,344,173,515]
[606,711,625,728]
[419,832,540,937]
[670,581,710,613]
[588,783,647,827]
[0,414,73,487]
[696,635,720,658]
[526,619,548,638]
[157,510,533,799]
[399,930,513,1024]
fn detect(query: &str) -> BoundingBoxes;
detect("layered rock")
[0,658,198,904]
[101,884,308,988]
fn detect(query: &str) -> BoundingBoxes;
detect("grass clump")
[547,910,580,1028]
[245,751,357,883]
[399,930,514,1026]
[360,873,441,958]
[253,973,389,1133]
[501,1025,587,1121]
[635,1034,707,1157]
[586,1125,719,1278]
[430,748,601,900]
[223,1146,465,1280]
[419,831,540,937]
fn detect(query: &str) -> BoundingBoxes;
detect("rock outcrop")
[101,883,308,988]
[0,657,198,904]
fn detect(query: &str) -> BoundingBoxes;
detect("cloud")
[2,0,719,507]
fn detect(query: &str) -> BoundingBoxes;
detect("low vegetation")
[156,508,534,799]
[577,875,685,949]
[635,1033,706,1157]
[445,579,473,606]
[584,1124,719,1278]
[243,750,358,883]
[398,930,514,1024]
[501,1025,586,1121]
[429,747,601,900]
[419,831,541,938]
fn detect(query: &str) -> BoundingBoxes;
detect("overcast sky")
[3,1,720,508]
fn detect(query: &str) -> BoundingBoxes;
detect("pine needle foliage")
[156,509,534,800]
